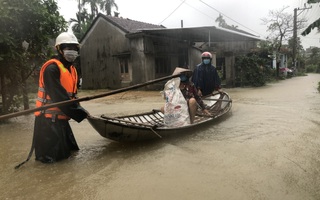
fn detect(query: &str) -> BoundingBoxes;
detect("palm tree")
[82,0,102,18]
[77,0,119,18]
[301,0,320,36]
[69,0,119,38]
[302,19,320,36]
[99,0,118,16]
[69,8,92,38]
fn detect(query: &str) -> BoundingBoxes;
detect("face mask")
[180,74,189,82]
[63,50,78,62]
[203,59,211,65]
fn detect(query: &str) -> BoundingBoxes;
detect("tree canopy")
[71,0,119,39]
[215,14,238,30]
[261,7,297,51]
[0,0,66,62]
[301,0,320,35]
[0,0,67,114]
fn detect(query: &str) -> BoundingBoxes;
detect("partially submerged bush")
[235,54,270,87]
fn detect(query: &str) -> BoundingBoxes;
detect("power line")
[182,1,217,22]
[158,0,217,26]
[198,0,264,36]
[159,0,265,37]
[159,0,186,25]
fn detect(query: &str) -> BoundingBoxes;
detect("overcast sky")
[57,0,320,49]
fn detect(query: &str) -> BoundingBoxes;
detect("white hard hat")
[55,32,79,47]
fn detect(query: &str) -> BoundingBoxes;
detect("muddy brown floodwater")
[1,74,320,200]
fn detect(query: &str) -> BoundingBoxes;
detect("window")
[119,57,130,82]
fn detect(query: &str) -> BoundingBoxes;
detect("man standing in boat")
[192,52,223,97]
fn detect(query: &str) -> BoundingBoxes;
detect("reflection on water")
[1,74,320,199]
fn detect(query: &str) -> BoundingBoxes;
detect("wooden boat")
[87,92,232,142]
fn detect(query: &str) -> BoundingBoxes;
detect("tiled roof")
[81,13,259,43]
[102,14,165,33]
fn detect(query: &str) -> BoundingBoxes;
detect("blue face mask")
[180,74,188,82]
[203,59,211,65]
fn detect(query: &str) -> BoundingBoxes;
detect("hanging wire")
[158,0,186,25]
[157,0,319,47]
[198,0,264,36]
[182,1,220,23]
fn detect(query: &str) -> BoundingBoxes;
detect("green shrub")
[235,54,270,87]
[306,65,317,73]
[316,64,320,73]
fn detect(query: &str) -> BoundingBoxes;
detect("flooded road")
[1,74,320,200]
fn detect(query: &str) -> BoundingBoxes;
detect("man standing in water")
[33,32,88,163]
[192,52,222,96]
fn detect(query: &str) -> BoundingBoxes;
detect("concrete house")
[80,13,260,89]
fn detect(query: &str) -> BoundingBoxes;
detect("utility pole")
[293,8,297,68]
[293,5,311,69]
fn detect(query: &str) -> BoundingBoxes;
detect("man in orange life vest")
[33,32,88,163]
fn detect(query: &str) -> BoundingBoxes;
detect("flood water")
[1,74,320,200]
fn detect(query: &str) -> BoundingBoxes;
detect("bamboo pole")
[203,99,232,102]
[0,74,180,121]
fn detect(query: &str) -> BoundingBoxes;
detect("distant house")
[80,13,260,89]
[272,52,287,69]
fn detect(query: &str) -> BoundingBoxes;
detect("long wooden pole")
[0,74,180,121]
[203,99,232,102]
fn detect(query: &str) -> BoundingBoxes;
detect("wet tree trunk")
[276,60,280,78]
[0,72,7,114]
[21,69,29,110]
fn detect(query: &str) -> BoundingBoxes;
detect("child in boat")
[162,67,211,124]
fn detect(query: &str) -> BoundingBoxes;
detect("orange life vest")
[34,59,78,120]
